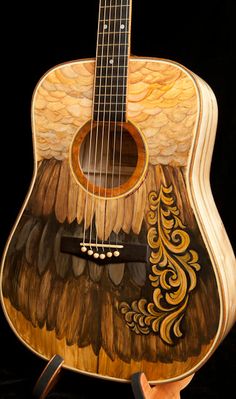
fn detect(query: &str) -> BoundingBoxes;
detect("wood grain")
[0,57,235,384]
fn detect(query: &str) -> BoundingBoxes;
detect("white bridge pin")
[107,251,113,258]
[81,246,87,253]
[100,253,106,260]
[93,253,99,259]
[114,250,120,257]
[87,249,93,256]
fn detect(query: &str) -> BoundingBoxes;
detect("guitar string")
[82,0,103,247]
[96,0,113,251]
[111,0,125,248]
[83,0,130,254]
[116,0,130,246]
[88,0,107,251]
[104,0,119,251]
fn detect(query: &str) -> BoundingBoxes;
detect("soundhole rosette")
[70,120,148,199]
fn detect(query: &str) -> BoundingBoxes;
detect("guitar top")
[1,0,235,383]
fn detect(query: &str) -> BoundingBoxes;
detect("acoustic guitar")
[1,0,235,384]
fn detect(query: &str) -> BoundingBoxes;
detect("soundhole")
[71,120,147,198]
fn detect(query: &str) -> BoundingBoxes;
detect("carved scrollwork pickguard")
[119,184,201,345]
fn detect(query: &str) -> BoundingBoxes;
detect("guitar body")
[1,57,235,383]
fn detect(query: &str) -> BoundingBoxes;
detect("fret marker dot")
[109,59,114,64]
[120,24,125,30]
[104,24,108,29]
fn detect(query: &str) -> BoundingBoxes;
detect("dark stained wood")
[94,0,131,122]
[60,236,148,264]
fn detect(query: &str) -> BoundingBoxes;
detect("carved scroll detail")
[119,185,201,345]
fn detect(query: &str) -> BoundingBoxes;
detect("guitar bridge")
[60,236,148,265]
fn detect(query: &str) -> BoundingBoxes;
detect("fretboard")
[94,0,131,122]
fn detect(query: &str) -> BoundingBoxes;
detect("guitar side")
[0,57,235,383]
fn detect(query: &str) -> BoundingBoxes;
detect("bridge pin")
[81,246,87,253]
[100,253,106,259]
[93,253,99,259]
[107,251,113,258]
[114,250,120,257]
[87,249,93,256]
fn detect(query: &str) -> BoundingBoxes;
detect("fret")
[99,18,129,22]
[97,54,128,61]
[96,52,128,57]
[94,111,126,122]
[94,94,125,103]
[96,85,127,88]
[100,5,130,8]
[100,7,129,21]
[93,102,125,110]
[96,54,128,59]
[99,21,129,29]
[93,107,126,112]
[100,0,130,6]
[96,61,128,69]
[94,103,126,108]
[99,0,130,16]
[96,73,128,77]
[95,76,128,86]
[97,33,128,45]
[94,103,126,109]
[94,106,126,112]
[98,30,129,34]
[97,46,128,57]
[95,86,126,96]
[97,43,129,46]
[93,105,126,114]
[96,65,128,71]
[95,81,128,90]
[96,67,128,79]
[97,47,129,53]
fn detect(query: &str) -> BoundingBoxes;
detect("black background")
[0,1,235,398]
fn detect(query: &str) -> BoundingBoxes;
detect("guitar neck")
[94,0,132,122]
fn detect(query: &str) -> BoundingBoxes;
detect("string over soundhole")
[71,120,148,198]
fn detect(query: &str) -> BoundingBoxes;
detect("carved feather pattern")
[34,59,197,166]
[30,159,147,234]
[3,163,220,364]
